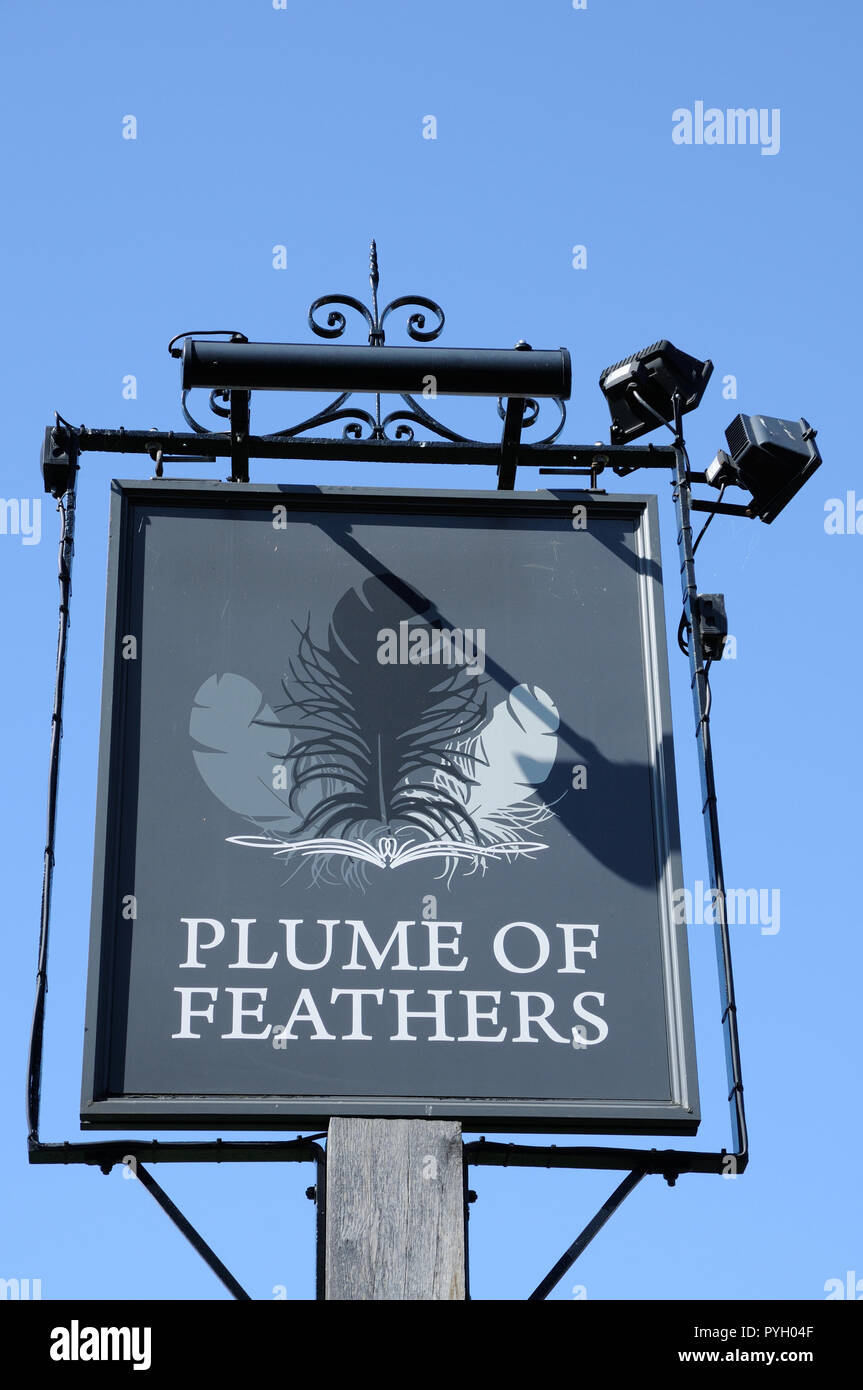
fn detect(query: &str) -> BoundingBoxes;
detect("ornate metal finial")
[306,243,446,357]
[369,239,380,295]
[368,239,383,348]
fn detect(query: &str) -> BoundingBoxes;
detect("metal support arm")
[671,399,748,1166]
[133,1162,252,1301]
[228,390,250,483]
[43,420,677,476]
[497,396,525,489]
[528,1171,644,1301]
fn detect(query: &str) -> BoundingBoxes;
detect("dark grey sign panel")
[82,483,699,1133]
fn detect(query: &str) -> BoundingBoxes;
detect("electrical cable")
[27,474,77,1139]
[692,483,728,554]
[678,475,727,655]
[629,388,676,435]
[167,329,247,358]
[677,609,690,656]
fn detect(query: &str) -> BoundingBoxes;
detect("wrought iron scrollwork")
[172,332,248,435]
[496,394,567,446]
[172,241,562,447]
[181,389,230,436]
[267,239,457,441]
[380,295,445,344]
[307,295,374,342]
[380,395,474,445]
[306,244,445,353]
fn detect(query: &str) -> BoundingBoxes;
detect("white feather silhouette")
[190,673,299,830]
[435,683,559,846]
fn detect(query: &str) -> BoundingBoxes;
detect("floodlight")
[705,450,733,488]
[599,340,713,444]
[694,594,729,661]
[40,426,78,498]
[715,414,821,523]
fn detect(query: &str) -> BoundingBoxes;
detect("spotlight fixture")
[705,449,734,489]
[40,426,78,498]
[694,594,729,661]
[599,340,713,444]
[714,414,821,524]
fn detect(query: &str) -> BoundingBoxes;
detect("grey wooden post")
[324,1118,466,1300]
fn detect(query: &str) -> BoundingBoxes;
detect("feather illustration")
[278,574,488,847]
[436,683,560,850]
[190,582,562,884]
[190,673,299,830]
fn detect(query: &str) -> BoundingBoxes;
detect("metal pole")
[671,400,748,1164]
[48,423,677,471]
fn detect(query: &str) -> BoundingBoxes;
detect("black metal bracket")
[691,497,756,518]
[464,1140,745,1180]
[228,390,250,484]
[539,452,608,488]
[497,395,525,489]
[44,419,677,480]
[28,1135,326,1300]
[29,430,747,1149]
[28,1136,326,1168]
[527,1170,644,1301]
[133,1162,252,1300]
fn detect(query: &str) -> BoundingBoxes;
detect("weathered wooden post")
[324,1118,467,1301]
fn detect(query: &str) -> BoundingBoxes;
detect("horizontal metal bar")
[690,498,754,518]
[181,340,572,399]
[28,1138,324,1168]
[55,427,677,470]
[29,1135,744,1179]
[464,1141,747,1177]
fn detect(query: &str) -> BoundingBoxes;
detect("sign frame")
[82,481,699,1135]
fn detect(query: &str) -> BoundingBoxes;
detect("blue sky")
[1,0,860,1301]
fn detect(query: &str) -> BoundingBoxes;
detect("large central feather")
[279,575,488,843]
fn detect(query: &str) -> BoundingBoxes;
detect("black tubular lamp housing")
[599,340,713,444]
[180,339,572,400]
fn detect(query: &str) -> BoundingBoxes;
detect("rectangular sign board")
[82,483,699,1133]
